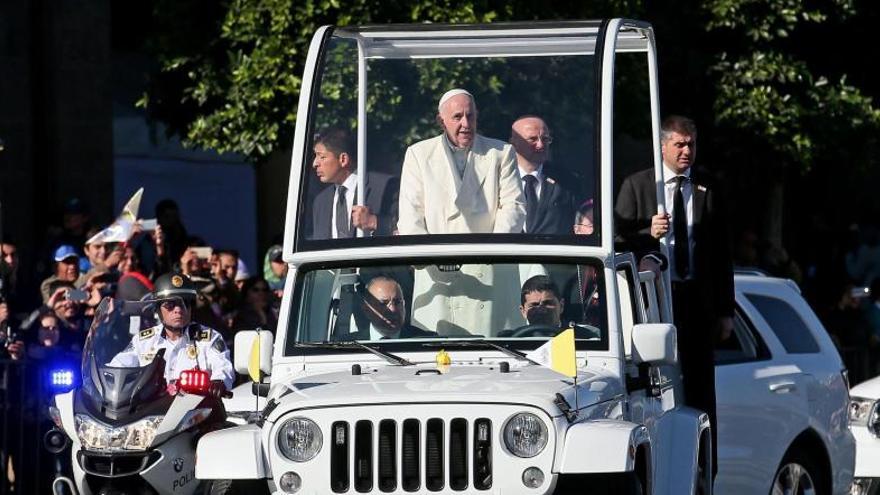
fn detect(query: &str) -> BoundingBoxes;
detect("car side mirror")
[233,330,274,381]
[631,323,677,365]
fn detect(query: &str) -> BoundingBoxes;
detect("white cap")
[438,88,474,112]
[235,258,250,281]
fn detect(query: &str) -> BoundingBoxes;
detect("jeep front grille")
[330,418,492,492]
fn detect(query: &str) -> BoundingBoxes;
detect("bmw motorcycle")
[48,297,234,495]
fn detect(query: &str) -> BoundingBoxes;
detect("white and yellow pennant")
[525,328,577,378]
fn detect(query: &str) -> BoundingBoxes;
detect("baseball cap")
[63,197,89,215]
[267,245,283,263]
[53,245,79,263]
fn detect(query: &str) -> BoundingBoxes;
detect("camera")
[1,323,20,350]
[65,289,89,303]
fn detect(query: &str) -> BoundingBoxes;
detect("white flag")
[86,188,144,244]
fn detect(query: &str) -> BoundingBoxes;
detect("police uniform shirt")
[109,323,235,389]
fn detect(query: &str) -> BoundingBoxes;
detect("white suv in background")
[715,274,855,494]
[848,368,880,493]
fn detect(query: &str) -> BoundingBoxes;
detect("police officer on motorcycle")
[110,272,234,397]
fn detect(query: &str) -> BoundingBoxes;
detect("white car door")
[714,294,811,495]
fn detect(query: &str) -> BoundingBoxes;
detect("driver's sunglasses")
[160,300,190,311]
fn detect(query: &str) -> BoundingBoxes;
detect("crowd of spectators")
[0,197,287,365]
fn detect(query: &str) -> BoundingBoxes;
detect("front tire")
[696,433,713,495]
[205,479,270,495]
[554,472,644,495]
[771,452,821,495]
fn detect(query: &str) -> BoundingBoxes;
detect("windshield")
[296,29,600,250]
[81,298,159,375]
[285,260,606,355]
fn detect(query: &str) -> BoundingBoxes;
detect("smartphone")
[140,218,158,231]
[66,289,89,302]
[192,247,213,260]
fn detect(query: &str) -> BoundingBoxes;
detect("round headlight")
[870,403,880,438]
[503,413,548,458]
[277,417,323,462]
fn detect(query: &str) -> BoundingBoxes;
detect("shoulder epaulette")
[139,327,157,339]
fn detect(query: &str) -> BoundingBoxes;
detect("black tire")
[770,451,824,495]
[554,472,644,495]
[206,479,270,495]
[608,471,644,495]
[696,434,713,495]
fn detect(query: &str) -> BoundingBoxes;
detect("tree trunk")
[763,180,784,250]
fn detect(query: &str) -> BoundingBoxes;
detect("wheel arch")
[778,428,832,495]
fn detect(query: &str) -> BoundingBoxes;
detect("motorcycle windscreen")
[80,297,171,421]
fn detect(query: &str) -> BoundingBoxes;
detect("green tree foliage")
[705,0,880,172]
[139,0,644,161]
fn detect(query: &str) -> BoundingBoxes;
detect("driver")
[520,275,566,327]
[109,272,234,397]
[519,275,599,339]
[352,275,436,340]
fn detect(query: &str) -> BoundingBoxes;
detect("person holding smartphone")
[33,281,90,354]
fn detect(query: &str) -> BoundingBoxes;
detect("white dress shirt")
[369,324,400,340]
[662,164,694,281]
[331,173,359,238]
[517,165,544,199]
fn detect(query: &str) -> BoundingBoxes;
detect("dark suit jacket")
[615,167,734,318]
[340,320,437,341]
[527,174,577,235]
[310,172,399,239]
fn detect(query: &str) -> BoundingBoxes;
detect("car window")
[286,260,608,356]
[296,32,601,252]
[745,293,820,354]
[715,308,770,365]
[616,263,644,357]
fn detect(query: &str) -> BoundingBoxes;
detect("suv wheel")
[696,434,713,495]
[771,452,820,495]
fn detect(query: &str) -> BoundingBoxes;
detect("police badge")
[186,344,198,359]
[171,275,184,287]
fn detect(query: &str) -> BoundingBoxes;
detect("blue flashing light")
[49,369,76,391]
[52,371,74,387]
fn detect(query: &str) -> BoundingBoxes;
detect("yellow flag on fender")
[248,336,262,382]
[526,328,577,378]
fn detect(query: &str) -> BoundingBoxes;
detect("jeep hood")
[264,363,623,423]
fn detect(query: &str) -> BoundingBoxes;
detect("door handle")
[769,381,797,393]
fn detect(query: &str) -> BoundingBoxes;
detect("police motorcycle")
[49,274,238,495]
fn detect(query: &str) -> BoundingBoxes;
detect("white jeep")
[195,19,852,495]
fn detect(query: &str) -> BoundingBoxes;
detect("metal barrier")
[1,358,71,494]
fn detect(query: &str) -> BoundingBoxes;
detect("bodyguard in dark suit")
[509,116,576,235]
[309,128,399,240]
[615,115,733,477]
[344,275,436,341]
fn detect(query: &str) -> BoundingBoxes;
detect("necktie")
[523,175,538,233]
[673,176,689,279]
[335,185,351,238]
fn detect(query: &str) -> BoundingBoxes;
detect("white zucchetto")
[438,88,474,112]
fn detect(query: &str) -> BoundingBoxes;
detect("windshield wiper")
[421,340,539,365]
[295,341,413,366]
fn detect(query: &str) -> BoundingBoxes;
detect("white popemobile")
[192,19,854,495]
